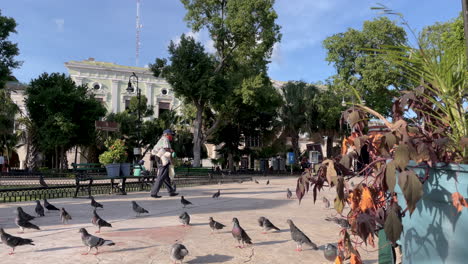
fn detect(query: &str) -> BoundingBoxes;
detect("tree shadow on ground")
[186,254,234,263]
[36,246,82,252]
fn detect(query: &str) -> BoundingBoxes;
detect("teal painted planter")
[105,163,120,177]
[394,162,468,264]
[120,163,131,177]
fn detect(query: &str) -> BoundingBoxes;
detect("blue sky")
[2,0,462,84]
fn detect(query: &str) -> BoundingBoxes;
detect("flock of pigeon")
[0,179,343,263]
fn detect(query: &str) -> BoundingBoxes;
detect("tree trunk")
[55,147,58,170]
[228,152,234,171]
[326,134,334,158]
[291,133,300,161]
[192,105,204,167]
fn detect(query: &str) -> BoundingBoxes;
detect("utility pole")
[462,0,468,66]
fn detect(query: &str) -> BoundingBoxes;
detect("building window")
[125,99,131,110]
[161,89,168,95]
[158,102,170,116]
[95,97,105,106]
[92,82,101,90]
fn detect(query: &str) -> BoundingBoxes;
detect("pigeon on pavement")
[322,197,331,209]
[35,200,45,217]
[179,212,190,226]
[287,219,318,251]
[170,243,189,264]
[212,189,221,199]
[15,208,40,233]
[39,175,48,188]
[231,217,252,248]
[60,208,72,224]
[92,209,112,233]
[180,196,193,208]
[324,243,338,262]
[255,180,259,184]
[44,199,59,212]
[131,201,149,217]
[325,216,351,229]
[287,188,293,199]
[17,207,35,221]
[0,228,34,255]
[209,217,226,233]
[78,228,115,255]
[258,217,280,234]
[90,196,103,209]
[266,180,270,185]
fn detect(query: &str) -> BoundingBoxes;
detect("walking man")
[150,129,178,198]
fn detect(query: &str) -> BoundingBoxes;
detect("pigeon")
[0,228,35,255]
[90,196,103,209]
[209,217,226,233]
[17,207,35,221]
[60,208,72,224]
[170,243,189,264]
[180,196,193,208]
[92,209,112,233]
[322,197,331,209]
[287,188,293,199]
[255,179,259,184]
[15,208,40,233]
[324,243,338,262]
[212,189,221,199]
[78,228,115,255]
[35,200,45,217]
[179,212,190,226]
[266,180,270,185]
[351,182,355,188]
[287,219,318,251]
[258,217,280,234]
[325,216,350,229]
[231,217,252,248]
[44,198,59,212]
[39,175,48,188]
[131,201,149,217]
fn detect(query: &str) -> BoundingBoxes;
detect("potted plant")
[99,139,128,177]
[296,11,467,264]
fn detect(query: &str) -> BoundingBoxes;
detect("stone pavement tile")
[0,177,377,264]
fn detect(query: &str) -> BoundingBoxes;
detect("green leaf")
[394,144,409,170]
[334,197,344,214]
[325,160,338,186]
[337,176,345,201]
[385,161,396,192]
[349,111,360,127]
[384,132,397,149]
[339,154,351,169]
[400,170,423,215]
[384,204,403,244]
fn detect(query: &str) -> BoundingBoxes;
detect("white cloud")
[171,29,217,54]
[54,18,65,32]
[271,42,282,64]
[171,31,200,45]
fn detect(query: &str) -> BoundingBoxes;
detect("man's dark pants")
[150,157,175,196]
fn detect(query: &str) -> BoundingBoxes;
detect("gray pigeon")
[17,207,35,221]
[287,188,293,199]
[0,228,34,255]
[325,216,351,229]
[131,201,149,217]
[255,179,259,184]
[60,207,72,224]
[44,198,59,212]
[232,217,252,248]
[259,217,280,234]
[35,200,45,217]
[180,196,193,208]
[170,243,189,264]
[322,197,331,209]
[324,243,338,262]
[15,208,40,233]
[90,196,103,209]
[209,217,226,233]
[92,209,112,233]
[179,212,190,226]
[287,219,318,251]
[78,228,115,255]
[266,180,270,185]
[39,175,48,188]
[212,189,221,199]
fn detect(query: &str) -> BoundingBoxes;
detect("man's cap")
[163,129,175,135]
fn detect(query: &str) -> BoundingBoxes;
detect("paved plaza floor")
[0,177,377,264]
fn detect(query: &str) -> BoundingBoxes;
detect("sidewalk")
[0,177,377,264]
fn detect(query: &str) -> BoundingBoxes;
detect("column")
[74,77,83,86]
[111,80,120,113]
[146,83,154,120]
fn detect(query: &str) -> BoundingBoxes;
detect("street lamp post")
[127,72,142,159]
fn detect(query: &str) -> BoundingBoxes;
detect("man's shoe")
[169,192,179,197]
[151,195,162,198]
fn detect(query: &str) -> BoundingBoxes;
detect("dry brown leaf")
[359,187,374,212]
[335,256,343,264]
[350,253,362,264]
[452,192,468,213]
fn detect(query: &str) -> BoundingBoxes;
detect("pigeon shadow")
[254,239,289,246]
[188,223,207,226]
[36,246,82,252]
[186,254,234,263]
[107,245,158,253]
[114,227,152,232]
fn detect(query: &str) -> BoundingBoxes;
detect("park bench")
[71,163,155,198]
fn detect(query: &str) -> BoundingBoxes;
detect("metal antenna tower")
[135,0,142,66]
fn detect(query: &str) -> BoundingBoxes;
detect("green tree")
[26,73,106,170]
[323,17,408,115]
[0,10,21,89]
